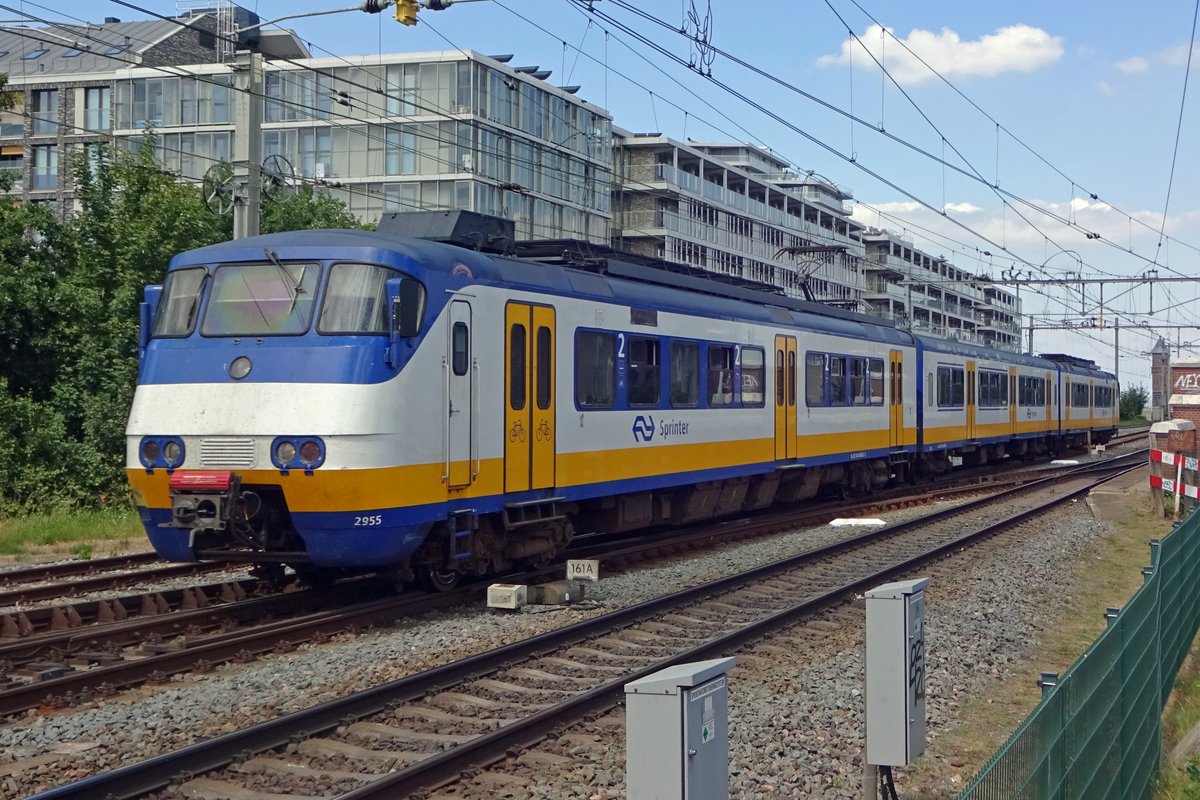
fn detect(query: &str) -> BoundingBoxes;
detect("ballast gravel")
[0,467,1128,798]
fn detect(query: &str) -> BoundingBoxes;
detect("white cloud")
[1115,56,1149,73]
[851,196,1192,261]
[1095,80,1114,95]
[1163,43,1200,66]
[816,23,1064,85]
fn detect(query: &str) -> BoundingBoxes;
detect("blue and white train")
[126,212,1118,588]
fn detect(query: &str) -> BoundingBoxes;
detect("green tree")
[0,133,367,513]
[1120,383,1149,420]
[261,183,365,233]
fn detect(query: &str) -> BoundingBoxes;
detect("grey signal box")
[865,577,929,766]
[625,657,736,799]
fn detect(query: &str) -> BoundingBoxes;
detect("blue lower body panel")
[140,506,434,568]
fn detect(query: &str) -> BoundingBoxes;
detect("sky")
[47,1,1200,388]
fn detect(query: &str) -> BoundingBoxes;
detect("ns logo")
[631,415,655,443]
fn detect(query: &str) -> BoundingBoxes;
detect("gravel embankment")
[1,455,1136,798]
[498,498,1113,799]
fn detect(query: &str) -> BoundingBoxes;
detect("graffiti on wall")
[1173,371,1200,395]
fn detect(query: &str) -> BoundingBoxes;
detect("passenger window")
[509,324,526,411]
[776,350,785,406]
[740,347,765,406]
[628,336,661,407]
[829,357,847,405]
[787,350,796,406]
[805,353,825,406]
[851,358,868,405]
[708,345,735,406]
[869,359,884,405]
[452,321,469,376]
[670,340,700,407]
[535,325,552,410]
[575,330,615,408]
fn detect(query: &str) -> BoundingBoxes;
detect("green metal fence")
[957,509,1200,800]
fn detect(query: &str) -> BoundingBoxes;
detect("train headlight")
[139,436,185,470]
[229,356,252,380]
[270,437,325,472]
[299,440,321,465]
[275,441,297,464]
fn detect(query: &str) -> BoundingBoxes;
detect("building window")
[0,146,22,190]
[385,126,416,175]
[84,86,111,131]
[31,89,58,135]
[22,47,48,60]
[298,127,332,178]
[31,145,57,189]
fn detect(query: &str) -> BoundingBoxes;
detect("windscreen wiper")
[265,248,305,316]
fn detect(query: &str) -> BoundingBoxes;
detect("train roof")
[171,227,1111,377]
[172,228,916,346]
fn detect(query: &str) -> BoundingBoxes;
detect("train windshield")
[318,263,402,334]
[201,262,321,336]
[153,267,207,337]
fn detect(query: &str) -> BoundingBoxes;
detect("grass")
[908,476,1174,797]
[1160,657,1200,798]
[0,506,143,560]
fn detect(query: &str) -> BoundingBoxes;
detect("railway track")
[27,455,1139,800]
[0,449,1145,719]
[0,560,239,608]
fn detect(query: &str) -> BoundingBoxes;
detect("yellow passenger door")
[774,335,797,459]
[505,302,555,493]
[966,361,977,439]
[889,350,903,448]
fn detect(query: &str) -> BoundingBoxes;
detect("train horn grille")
[199,437,256,469]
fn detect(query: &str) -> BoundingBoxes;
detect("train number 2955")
[354,515,383,526]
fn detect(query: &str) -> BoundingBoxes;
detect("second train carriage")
[126,213,1117,585]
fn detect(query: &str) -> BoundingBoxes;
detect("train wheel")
[418,565,461,592]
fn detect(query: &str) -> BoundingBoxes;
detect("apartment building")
[861,229,1022,350]
[0,10,1022,345]
[0,14,614,243]
[613,133,866,303]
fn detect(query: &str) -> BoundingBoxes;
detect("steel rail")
[28,460,1141,800]
[0,552,162,586]
[0,562,237,607]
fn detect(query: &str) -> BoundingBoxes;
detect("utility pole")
[1027,318,1034,355]
[232,49,263,239]
[1114,318,1119,385]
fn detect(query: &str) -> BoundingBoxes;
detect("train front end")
[126,231,445,573]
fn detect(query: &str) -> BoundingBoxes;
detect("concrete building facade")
[613,134,866,303]
[862,229,1023,349]
[0,10,1023,347]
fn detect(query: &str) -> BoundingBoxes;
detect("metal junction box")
[865,577,929,766]
[625,657,736,799]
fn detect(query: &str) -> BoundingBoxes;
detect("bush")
[1121,384,1149,420]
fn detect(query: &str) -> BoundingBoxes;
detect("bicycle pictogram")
[535,419,551,441]
[508,420,526,443]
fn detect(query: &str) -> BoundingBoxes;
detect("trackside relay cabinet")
[624,657,736,799]
[865,577,929,767]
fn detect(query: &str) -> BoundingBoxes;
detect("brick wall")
[1168,364,1200,424]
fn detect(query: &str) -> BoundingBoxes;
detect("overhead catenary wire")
[566,0,1200,337]
[580,0,1200,277]
[9,0,1180,340]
